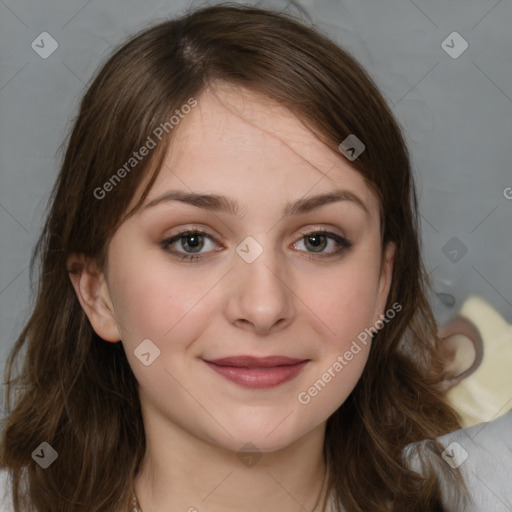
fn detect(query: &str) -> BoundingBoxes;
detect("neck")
[133,405,327,512]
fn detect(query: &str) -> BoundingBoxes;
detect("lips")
[202,355,309,389]
[205,355,307,368]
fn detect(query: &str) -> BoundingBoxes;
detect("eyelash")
[160,228,352,262]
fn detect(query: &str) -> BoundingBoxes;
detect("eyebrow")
[142,189,369,216]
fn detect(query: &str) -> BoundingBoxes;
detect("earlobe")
[66,253,121,343]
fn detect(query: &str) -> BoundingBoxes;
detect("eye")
[293,229,352,257]
[161,229,220,261]
[160,227,352,262]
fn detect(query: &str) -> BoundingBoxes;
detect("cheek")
[109,256,218,348]
[310,260,381,350]
[296,266,378,417]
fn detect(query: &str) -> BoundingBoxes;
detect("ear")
[437,316,483,391]
[374,241,396,322]
[66,253,121,343]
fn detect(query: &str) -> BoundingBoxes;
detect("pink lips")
[203,355,309,389]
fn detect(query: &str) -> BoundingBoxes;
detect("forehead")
[171,85,350,176]
[138,84,380,220]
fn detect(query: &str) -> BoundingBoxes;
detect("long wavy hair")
[1,3,465,511]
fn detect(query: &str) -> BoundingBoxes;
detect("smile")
[202,356,310,389]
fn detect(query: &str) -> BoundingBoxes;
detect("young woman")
[1,4,469,511]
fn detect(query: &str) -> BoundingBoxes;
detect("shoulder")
[408,411,512,512]
[438,410,512,511]
[0,469,13,512]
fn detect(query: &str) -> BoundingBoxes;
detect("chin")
[211,415,316,455]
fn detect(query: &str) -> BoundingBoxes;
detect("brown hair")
[1,3,465,511]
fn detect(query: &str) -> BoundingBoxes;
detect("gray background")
[1,0,511,370]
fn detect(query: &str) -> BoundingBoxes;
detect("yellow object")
[446,296,512,428]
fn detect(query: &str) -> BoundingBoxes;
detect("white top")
[435,410,512,511]
[395,410,512,512]
[1,411,511,511]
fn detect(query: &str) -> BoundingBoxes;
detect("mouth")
[202,355,310,389]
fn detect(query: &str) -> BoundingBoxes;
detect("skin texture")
[68,85,395,512]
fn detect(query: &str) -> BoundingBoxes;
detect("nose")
[225,240,295,335]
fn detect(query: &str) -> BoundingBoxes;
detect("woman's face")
[87,85,394,453]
